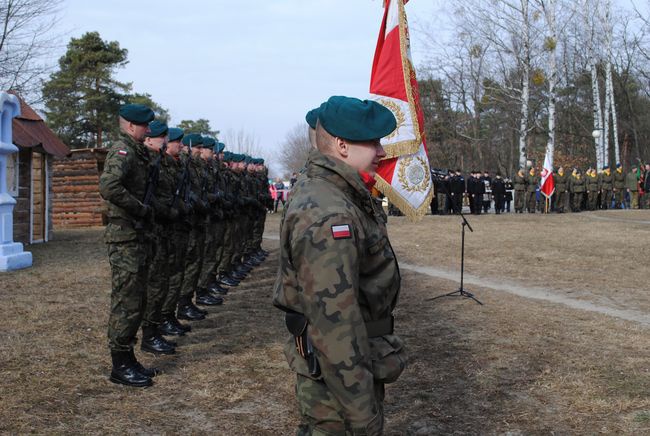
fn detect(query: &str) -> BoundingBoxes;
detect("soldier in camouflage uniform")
[553,167,568,213]
[570,169,585,212]
[613,163,626,208]
[99,104,157,387]
[513,169,526,213]
[586,168,600,211]
[525,167,539,213]
[196,137,228,301]
[274,96,406,436]
[140,121,178,355]
[160,128,193,336]
[600,166,613,209]
[216,152,242,287]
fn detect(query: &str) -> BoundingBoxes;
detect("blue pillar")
[0,92,32,272]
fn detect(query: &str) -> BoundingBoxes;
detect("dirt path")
[400,262,650,326]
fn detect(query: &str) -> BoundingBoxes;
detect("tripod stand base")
[429,288,483,305]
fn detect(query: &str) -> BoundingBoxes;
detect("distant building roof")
[8,91,70,158]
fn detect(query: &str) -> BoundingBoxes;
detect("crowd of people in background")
[421,162,650,216]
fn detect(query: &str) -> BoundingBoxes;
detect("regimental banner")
[540,151,555,199]
[371,0,433,220]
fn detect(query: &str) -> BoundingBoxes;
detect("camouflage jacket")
[99,133,151,243]
[151,153,179,223]
[188,156,209,222]
[513,173,526,191]
[525,173,540,192]
[587,174,599,191]
[554,172,568,192]
[273,149,404,427]
[600,171,613,190]
[613,169,625,189]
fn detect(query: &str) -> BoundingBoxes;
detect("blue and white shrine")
[0,92,32,272]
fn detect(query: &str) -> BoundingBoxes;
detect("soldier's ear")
[335,137,349,158]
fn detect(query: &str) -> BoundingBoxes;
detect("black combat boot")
[141,327,176,355]
[109,351,153,387]
[177,303,206,321]
[159,318,186,336]
[218,273,239,287]
[207,280,228,295]
[168,314,191,332]
[231,269,247,280]
[196,289,224,306]
[128,348,160,378]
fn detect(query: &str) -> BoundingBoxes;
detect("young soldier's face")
[200,148,213,160]
[167,140,182,157]
[144,136,166,152]
[346,139,386,176]
[191,147,202,157]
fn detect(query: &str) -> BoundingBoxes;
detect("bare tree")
[0,0,63,102]
[222,127,269,163]
[279,124,312,174]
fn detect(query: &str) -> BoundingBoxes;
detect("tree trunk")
[606,62,619,164]
[518,0,531,169]
[591,63,604,169]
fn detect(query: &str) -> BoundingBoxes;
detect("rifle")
[137,141,167,229]
[171,139,192,210]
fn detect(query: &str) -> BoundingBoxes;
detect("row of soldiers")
[99,104,272,387]
[514,164,648,213]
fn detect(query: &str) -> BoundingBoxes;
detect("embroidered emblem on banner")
[397,155,430,193]
[331,224,351,239]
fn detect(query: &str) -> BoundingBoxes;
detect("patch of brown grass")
[0,212,648,435]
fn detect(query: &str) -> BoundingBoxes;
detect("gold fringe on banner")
[383,140,421,159]
[374,173,433,222]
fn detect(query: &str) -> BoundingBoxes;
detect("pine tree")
[42,31,130,149]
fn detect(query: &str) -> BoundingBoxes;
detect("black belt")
[365,316,394,338]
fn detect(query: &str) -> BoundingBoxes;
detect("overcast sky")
[57,0,646,171]
[58,0,437,167]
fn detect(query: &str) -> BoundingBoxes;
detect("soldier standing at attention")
[553,166,568,213]
[613,163,626,208]
[625,165,639,209]
[600,165,613,209]
[274,96,406,435]
[513,168,526,213]
[570,169,585,212]
[99,104,157,387]
[140,120,178,355]
[525,167,539,213]
[586,168,600,211]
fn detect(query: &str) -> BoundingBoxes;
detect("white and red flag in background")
[540,151,555,199]
[370,0,433,220]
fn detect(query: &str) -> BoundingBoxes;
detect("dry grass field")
[1,210,648,435]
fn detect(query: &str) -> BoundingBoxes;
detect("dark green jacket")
[613,169,625,189]
[554,172,568,192]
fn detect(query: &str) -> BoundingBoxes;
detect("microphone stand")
[429,174,483,305]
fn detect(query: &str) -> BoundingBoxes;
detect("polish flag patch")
[331,224,351,239]
[117,150,128,156]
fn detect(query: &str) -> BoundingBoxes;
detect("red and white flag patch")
[331,224,351,239]
[117,150,128,156]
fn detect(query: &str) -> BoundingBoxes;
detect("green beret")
[318,96,396,141]
[215,142,225,153]
[232,154,244,163]
[182,133,203,147]
[145,120,168,138]
[119,104,155,125]
[223,151,232,162]
[305,107,320,129]
[202,137,216,148]
[168,128,184,142]
[259,158,265,165]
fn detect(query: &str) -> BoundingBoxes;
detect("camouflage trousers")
[295,375,384,436]
[162,225,190,317]
[217,218,235,275]
[252,209,266,252]
[588,191,599,210]
[107,240,149,352]
[231,216,246,265]
[614,189,624,208]
[142,226,172,329]
[601,189,613,209]
[525,191,536,213]
[198,218,226,288]
[179,221,206,303]
[629,191,639,209]
[514,190,525,212]
[555,191,568,212]
[572,193,583,211]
